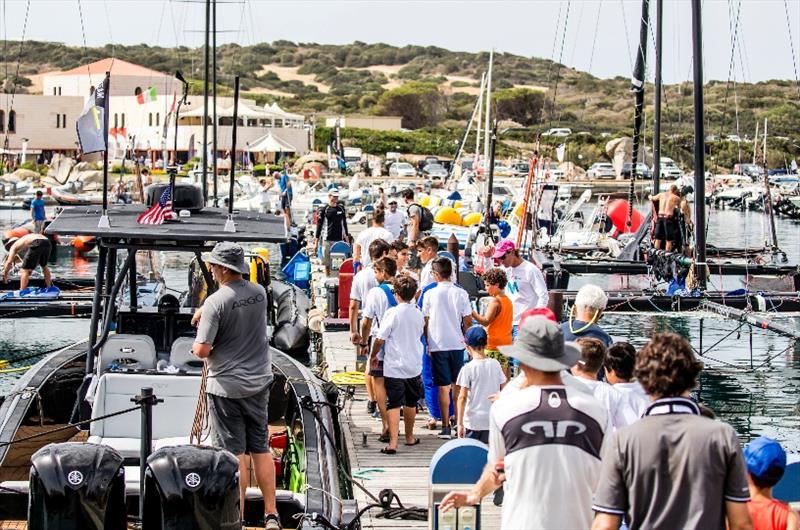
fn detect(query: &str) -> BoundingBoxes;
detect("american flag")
[137,184,173,225]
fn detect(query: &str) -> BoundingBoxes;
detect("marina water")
[0,207,797,453]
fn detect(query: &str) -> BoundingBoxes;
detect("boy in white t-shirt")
[360,257,398,442]
[603,341,649,420]
[371,275,424,454]
[422,257,473,439]
[572,338,637,431]
[456,326,506,444]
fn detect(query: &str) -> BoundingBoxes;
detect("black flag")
[76,74,110,154]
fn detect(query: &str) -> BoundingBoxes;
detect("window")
[8,110,15,133]
[148,113,153,126]
[58,87,62,96]
[53,87,57,96]
[56,114,61,128]
[121,114,125,128]
[0,110,4,132]
[62,114,66,128]
[156,113,160,126]
[114,113,119,128]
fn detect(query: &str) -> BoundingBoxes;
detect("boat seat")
[98,334,157,374]
[88,372,202,459]
[169,337,203,374]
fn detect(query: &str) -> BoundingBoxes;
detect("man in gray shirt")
[591,333,753,530]
[192,242,280,530]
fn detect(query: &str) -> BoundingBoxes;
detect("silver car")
[389,162,417,178]
[586,162,616,180]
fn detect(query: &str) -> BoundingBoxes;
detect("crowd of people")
[336,189,796,530]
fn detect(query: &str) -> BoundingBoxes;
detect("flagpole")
[98,71,111,229]
[224,76,240,233]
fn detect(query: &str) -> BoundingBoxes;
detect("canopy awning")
[247,132,297,153]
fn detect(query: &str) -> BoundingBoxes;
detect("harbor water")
[0,206,798,454]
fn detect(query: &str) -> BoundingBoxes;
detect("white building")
[2,58,308,162]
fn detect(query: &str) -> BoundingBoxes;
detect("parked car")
[655,157,683,179]
[733,163,764,180]
[586,162,616,180]
[422,163,448,180]
[509,162,530,177]
[492,164,514,177]
[621,162,652,180]
[389,162,417,178]
[542,127,572,137]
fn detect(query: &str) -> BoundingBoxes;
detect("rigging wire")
[1,0,30,152]
[619,0,634,74]
[76,0,94,86]
[545,1,564,87]
[783,0,800,98]
[549,0,571,126]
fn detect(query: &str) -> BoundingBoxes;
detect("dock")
[322,329,502,529]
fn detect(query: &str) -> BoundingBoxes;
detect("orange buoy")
[606,199,643,234]
[72,235,97,255]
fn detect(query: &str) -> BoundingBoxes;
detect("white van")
[542,128,572,137]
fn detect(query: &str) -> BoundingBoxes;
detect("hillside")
[3,40,800,169]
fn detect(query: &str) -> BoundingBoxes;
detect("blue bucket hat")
[744,436,786,481]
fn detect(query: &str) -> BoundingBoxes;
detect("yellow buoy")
[250,247,270,284]
[420,196,431,208]
[434,207,463,226]
[513,202,526,219]
[462,212,482,226]
[453,200,462,209]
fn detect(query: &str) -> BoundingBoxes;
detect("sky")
[1,0,799,84]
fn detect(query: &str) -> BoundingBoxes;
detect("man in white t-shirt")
[573,338,637,431]
[384,199,407,240]
[371,275,424,453]
[441,316,607,530]
[422,257,472,439]
[354,209,394,267]
[492,240,548,331]
[603,342,649,420]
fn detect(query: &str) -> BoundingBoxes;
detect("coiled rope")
[189,363,210,445]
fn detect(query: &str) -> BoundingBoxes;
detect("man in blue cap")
[744,436,797,530]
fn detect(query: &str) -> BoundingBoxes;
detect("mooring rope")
[189,362,210,445]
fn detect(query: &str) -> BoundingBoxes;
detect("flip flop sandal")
[380,447,397,455]
[378,433,390,443]
[405,438,421,446]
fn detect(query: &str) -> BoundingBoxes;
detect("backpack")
[379,283,397,308]
[409,203,434,232]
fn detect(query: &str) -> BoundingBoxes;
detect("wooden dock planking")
[323,330,502,529]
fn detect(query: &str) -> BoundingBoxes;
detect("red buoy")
[606,199,643,235]
[72,235,97,255]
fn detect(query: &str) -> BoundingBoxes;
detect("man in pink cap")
[492,240,549,338]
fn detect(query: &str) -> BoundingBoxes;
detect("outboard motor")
[143,445,240,530]
[29,442,126,530]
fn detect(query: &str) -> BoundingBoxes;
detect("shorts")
[322,240,335,269]
[654,216,678,242]
[465,429,489,444]
[281,194,292,211]
[431,349,465,386]
[21,238,51,270]
[207,385,270,455]
[384,375,422,409]
[368,355,384,377]
[33,220,45,234]
[485,349,509,370]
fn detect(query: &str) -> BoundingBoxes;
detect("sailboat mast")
[753,121,759,164]
[212,0,218,206]
[475,72,486,159]
[762,118,779,250]
[483,50,494,173]
[447,85,483,186]
[628,0,650,231]
[652,0,663,195]
[201,0,211,204]
[691,0,707,290]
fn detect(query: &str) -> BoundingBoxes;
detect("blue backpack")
[379,283,397,308]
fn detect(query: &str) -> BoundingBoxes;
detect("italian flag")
[136,86,157,105]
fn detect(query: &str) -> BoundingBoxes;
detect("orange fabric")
[487,294,513,350]
[747,498,790,530]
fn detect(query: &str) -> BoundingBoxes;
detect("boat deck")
[322,329,502,529]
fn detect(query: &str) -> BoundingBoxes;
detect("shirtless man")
[2,233,53,290]
[649,185,682,251]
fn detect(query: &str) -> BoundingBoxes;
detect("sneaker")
[367,400,376,414]
[437,427,452,439]
[265,513,282,530]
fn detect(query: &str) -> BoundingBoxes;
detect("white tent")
[246,132,297,153]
